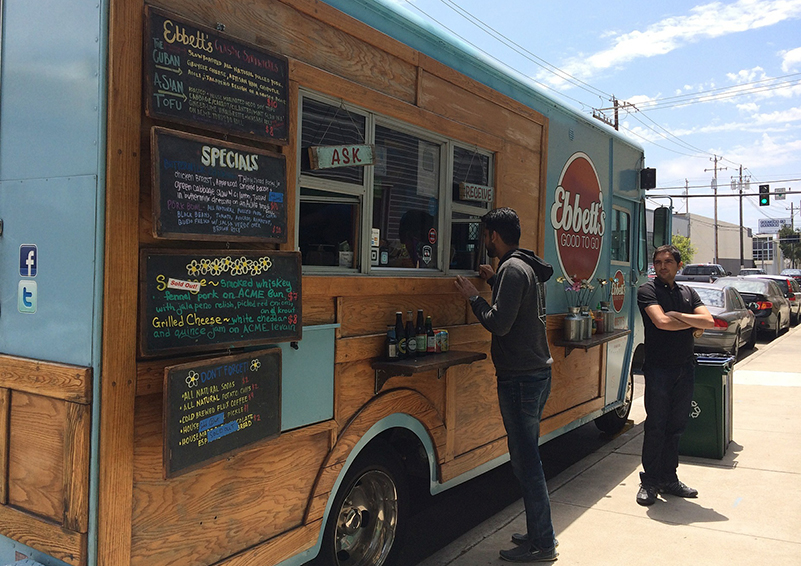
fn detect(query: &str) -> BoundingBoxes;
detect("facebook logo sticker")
[19,244,37,277]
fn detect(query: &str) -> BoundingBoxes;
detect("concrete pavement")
[418,325,801,566]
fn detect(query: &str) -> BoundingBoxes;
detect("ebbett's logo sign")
[550,153,605,283]
[612,269,625,312]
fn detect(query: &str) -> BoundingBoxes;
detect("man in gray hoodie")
[455,207,556,563]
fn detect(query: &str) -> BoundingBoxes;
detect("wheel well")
[376,428,431,480]
[631,343,646,374]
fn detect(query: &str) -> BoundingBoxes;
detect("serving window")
[297,90,494,274]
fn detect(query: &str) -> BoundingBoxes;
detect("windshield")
[691,287,724,308]
[725,280,769,294]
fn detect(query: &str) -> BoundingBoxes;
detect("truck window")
[611,208,630,262]
[298,91,494,274]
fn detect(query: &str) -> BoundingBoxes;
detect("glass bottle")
[415,309,427,356]
[395,312,406,358]
[386,325,398,360]
[405,310,417,357]
[426,316,436,353]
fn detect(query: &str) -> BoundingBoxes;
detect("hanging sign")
[458,182,494,203]
[308,144,375,170]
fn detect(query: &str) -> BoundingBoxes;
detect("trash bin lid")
[695,353,735,366]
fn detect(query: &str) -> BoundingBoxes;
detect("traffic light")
[759,184,770,206]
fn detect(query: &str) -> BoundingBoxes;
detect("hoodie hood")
[500,248,554,282]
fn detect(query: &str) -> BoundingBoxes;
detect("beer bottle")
[405,310,417,357]
[386,325,398,360]
[426,316,436,354]
[415,309,427,356]
[395,312,406,358]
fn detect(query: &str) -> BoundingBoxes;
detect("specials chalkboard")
[152,128,287,242]
[140,249,301,357]
[144,6,288,143]
[163,349,281,477]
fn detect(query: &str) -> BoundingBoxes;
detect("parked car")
[675,263,730,283]
[739,268,765,276]
[780,268,801,283]
[685,282,756,357]
[745,274,801,324]
[714,277,791,339]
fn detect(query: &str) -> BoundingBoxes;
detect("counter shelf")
[551,328,631,356]
[371,350,487,393]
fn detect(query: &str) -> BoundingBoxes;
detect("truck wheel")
[594,368,634,435]
[320,440,408,566]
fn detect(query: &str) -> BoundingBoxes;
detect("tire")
[772,315,781,341]
[318,440,408,566]
[595,366,634,435]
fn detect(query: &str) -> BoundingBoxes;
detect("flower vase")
[600,301,614,333]
[580,306,592,340]
[563,307,582,342]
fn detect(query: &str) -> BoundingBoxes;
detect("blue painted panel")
[0,176,98,366]
[0,0,102,180]
[279,324,338,431]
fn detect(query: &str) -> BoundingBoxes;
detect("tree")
[671,234,697,264]
[778,226,801,268]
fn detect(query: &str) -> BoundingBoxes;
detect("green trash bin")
[678,354,734,459]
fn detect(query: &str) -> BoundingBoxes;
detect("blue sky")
[387,0,801,233]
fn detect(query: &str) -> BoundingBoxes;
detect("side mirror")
[653,206,671,248]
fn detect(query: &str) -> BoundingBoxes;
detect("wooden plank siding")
[0,353,92,565]
[95,0,609,565]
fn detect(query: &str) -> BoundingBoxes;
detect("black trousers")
[640,360,695,487]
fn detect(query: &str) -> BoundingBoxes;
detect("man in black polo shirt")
[636,245,714,506]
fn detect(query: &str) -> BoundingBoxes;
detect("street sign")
[775,187,786,200]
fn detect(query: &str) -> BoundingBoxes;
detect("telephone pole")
[731,165,749,269]
[705,155,727,263]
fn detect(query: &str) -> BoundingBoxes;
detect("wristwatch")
[468,295,479,304]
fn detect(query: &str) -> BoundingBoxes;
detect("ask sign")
[308,144,375,170]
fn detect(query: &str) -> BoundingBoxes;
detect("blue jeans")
[641,360,696,487]
[497,368,555,551]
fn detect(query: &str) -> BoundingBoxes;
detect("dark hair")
[653,244,681,264]
[482,207,520,245]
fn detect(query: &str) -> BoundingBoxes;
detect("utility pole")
[592,96,636,131]
[705,155,727,264]
[685,179,689,214]
[731,165,749,270]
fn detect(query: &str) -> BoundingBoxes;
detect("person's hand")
[478,264,494,281]
[454,275,481,300]
[693,328,704,338]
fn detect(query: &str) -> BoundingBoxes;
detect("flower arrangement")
[556,275,595,308]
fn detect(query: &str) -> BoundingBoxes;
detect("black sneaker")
[500,544,558,563]
[660,480,698,498]
[511,533,559,548]
[636,484,658,506]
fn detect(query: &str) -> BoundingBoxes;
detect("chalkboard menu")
[152,128,287,242]
[144,6,288,143]
[163,349,281,477]
[140,250,301,357]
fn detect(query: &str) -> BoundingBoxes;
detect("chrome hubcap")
[334,470,398,566]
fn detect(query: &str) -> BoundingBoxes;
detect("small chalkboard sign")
[144,6,288,143]
[163,348,281,477]
[152,127,287,242]
[140,249,301,357]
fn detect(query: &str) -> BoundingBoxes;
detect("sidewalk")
[418,326,801,566]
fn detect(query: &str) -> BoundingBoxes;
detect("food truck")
[0,1,668,565]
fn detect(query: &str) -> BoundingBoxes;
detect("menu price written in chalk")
[164,349,281,477]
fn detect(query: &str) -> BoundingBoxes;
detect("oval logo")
[550,153,605,284]
[612,269,626,312]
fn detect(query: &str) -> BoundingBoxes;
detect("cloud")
[543,0,801,86]
[781,47,801,71]
[737,102,761,113]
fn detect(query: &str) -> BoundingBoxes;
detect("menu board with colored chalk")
[140,249,301,357]
[163,349,281,477]
[145,6,288,143]
[151,127,287,242]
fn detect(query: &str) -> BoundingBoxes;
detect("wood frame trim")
[0,504,86,566]
[0,388,9,505]
[98,0,142,564]
[63,402,92,532]
[0,354,91,404]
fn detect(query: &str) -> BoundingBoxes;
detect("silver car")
[685,282,756,358]
[745,274,801,324]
